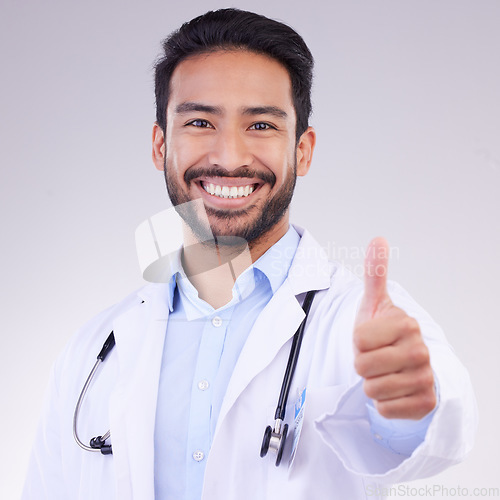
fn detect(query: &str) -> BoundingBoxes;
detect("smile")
[201,181,256,199]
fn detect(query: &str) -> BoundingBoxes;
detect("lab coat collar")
[137,282,174,315]
[287,224,331,294]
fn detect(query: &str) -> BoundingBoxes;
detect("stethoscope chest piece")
[260,420,289,467]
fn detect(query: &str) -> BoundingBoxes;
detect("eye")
[186,119,213,128]
[249,122,276,131]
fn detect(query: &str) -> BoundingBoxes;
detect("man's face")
[153,50,314,247]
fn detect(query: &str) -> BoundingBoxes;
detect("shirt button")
[193,450,205,462]
[198,380,210,391]
[212,316,223,327]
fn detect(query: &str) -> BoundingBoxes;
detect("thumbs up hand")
[353,237,436,420]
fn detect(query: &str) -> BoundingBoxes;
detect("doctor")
[23,8,477,500]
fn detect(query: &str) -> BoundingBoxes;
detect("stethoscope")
[73,290,317,467]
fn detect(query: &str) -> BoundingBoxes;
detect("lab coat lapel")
[216,280,305,435]
[109,284,170,500]
[215,228,331,436]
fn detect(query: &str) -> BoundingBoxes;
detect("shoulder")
[52,283,168,386]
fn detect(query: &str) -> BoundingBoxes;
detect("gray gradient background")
[1,0,499,498]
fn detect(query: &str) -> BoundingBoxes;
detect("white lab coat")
[23,227,477,499]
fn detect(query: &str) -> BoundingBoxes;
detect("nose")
[207,128,253,172]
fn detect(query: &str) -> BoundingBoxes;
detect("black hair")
[154,8,314,141]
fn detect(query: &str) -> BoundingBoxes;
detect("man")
[23,8,477,500]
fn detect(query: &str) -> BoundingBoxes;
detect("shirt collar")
[252,225,301,294]
[165,250,183,312]
[164,225,301,312]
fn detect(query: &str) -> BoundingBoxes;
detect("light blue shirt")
[153,226,434,499]
[154,226,300,499]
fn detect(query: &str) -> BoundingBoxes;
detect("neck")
[181,215,290,309]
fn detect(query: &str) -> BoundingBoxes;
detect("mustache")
[184,166,276,187]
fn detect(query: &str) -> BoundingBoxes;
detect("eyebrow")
[242,106,288,119]
[175,102,288,119]
[175,102,224,115]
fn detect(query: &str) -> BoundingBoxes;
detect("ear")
[296,127,316,177]
[152,122,166,171]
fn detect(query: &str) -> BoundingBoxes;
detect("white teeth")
[202,182,256,199]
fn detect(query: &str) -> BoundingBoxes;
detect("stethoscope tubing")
[274,290,316,421]
[260,289,316,466]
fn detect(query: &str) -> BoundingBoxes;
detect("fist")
[353,237,436,420]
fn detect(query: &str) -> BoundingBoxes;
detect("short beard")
[163,160,297,248]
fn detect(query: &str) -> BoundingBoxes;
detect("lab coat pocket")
[287,384,351,476]
[264,384,352,500]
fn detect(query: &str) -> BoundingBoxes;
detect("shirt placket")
[185,310,230,499]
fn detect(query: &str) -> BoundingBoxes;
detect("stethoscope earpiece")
[90,435,113,455]
[73,332,115,456]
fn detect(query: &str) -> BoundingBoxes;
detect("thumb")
[356,236,391,324]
